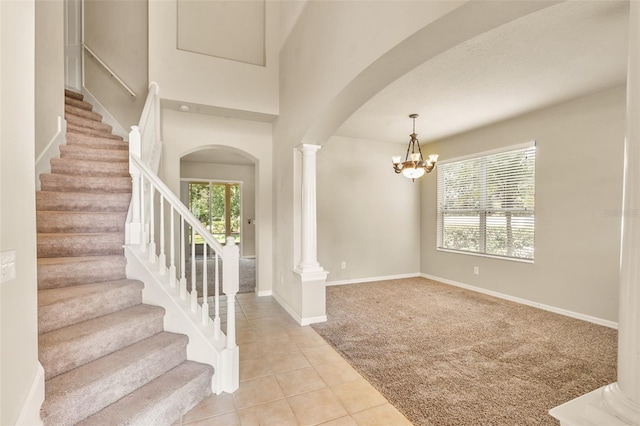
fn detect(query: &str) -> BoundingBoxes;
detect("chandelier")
[392,114,438,181]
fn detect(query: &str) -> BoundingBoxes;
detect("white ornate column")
[551,3,640,425]
[292,144,328,326]
[296,144,325,275]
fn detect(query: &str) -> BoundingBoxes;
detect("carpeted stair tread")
[38,256,127,289]
[39,304,165,380]
[65,96,93,111]
[50,158,129,177]
[66,131,127,149]
[68,124,122,140]
[65,104,102,122]
[59,144,128,162]
[37,231,125,258]
[38,279,144,334]
[66,114,113,133]
[77,361,214,426]
[64,89,84,101]
[36,191,131,212]
[40,173,131,193]
[37,211,127,233]
[42,332,189,426]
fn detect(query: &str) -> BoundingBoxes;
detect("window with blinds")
[437,143,536,261]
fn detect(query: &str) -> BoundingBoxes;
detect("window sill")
[436,248,534,264]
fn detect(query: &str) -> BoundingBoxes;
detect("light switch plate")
[1,250,16,283]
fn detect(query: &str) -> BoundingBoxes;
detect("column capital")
[298,143,322,153]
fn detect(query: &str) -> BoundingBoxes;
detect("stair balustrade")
[125,83,239,393]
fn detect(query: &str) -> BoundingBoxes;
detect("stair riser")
[68,125,122,140]
[36,192,131,213]
[65,90,84,101]
[65,96,93,111]
[39,280,144,334]
[65,104,102,122]
[38,256,127,289]
[50,159,129,177]
[67,115,113,133]
[66,132,127,150]
[37,212,127,233]
[43,333,189,426]
[40,306,165,379]
[76,362,214,426]
[59,145,129,162]
[37,234,125,258]
[40,175,132,194]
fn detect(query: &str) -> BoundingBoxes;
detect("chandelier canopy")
[392,114,438,181]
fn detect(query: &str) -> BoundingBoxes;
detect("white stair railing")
[125,83,239,393]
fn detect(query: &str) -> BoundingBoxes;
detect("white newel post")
[222,236,240,392]
[298,144,323,272]
[127,126,142,245]
[551,3,640,425]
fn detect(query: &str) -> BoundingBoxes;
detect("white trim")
[35,116,66,190]
[16,362,44,426]
[327,272,420,286]
[271,291,326,325]
[437,140,536,165]
[435,248,534,264]
[301,315,328,326]
[81,87,128,139]
[421,273,618,329]
[272,291,303,324]
[257,289,272,297]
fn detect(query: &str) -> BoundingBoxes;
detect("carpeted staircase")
[36,90,214,425]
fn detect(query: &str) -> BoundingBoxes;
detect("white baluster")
[191,227,198,313]
[169,206,176,288]
[140,175,147,252]
[223,237,239,349]
[158,194,166,275]
[127,127,141,246]
[179,216,187,300]
[213,252,221,339]
[148,187,156,263]
[202,243,209,326]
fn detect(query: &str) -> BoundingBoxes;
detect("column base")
[550,385,639,426]
[294,265,329,282]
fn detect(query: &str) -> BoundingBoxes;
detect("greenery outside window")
[437,143,536,261]
[188,181,241,245]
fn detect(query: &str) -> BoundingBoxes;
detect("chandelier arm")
[404,138,412,162]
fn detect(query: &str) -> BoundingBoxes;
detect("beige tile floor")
[174,293,412,426]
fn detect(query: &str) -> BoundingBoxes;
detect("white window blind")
[437,144,536,261]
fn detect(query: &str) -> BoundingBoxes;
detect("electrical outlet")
[1,250,16,283]
[473,266,479,275]
[341,261,347,269]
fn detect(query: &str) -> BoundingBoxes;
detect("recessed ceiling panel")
[177,0,265,66]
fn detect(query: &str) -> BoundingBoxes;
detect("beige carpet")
[311,277,617,426]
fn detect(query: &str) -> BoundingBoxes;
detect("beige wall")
[421,86,625,323]
[180,161,256,258]
[162,110,273,295]
[83,0,147,129]
[1,0,41,423]
[35,0,64,159]
[318,135,420,282]
[148,0,278,115]
[273,1,555,321]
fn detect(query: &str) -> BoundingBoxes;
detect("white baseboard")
[271,291,326,325]
[81,87,128,139]
[35,116,66,190]
[16,362,44,426]
[327,272,420,286]
[420,273,618,329]
[257,290,272,297]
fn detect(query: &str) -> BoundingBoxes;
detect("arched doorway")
[180,147,257,294]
